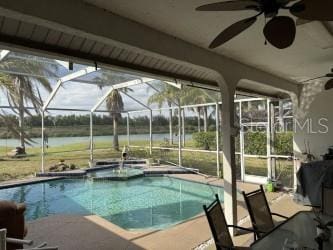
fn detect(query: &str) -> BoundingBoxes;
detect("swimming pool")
[0,177,224,230]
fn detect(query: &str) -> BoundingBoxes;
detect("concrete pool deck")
[21,174,310,250]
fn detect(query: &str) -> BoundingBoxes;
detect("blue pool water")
[0,177,224,230]
[87,167,144,178]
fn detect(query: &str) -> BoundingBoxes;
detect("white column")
[216,103,220,177]
[178,105,182,166]
[278,100,284,132]
[41,111,45,173]
[221,83,237,234]
[239,101,245,181]
[182,109,185,147]
[169,107,173,145]
[270,101,276,179]
[149,110,153,155]
[266,99,272,179]
[90,112,94,165]
[127,113,130,146]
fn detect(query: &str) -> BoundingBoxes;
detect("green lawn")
[0,139,294,187]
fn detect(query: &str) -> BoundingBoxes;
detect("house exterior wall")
[294,84,333,160]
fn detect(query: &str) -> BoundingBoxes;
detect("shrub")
[274,132,293,155]
[243,131,293,156]
[244,131,267,155]
[193,132,216,150]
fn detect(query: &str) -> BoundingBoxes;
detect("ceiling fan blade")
[290,0,333,21]
[263,16,296,49]
[209,17,257,48]
[325,78,333,90]
[196,0,259,11]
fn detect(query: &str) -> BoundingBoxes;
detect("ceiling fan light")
[325,78,333,90]
[263,16,296,49]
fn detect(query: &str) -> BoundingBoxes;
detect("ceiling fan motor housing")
[262,0,281,18]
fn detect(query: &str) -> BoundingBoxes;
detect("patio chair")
[0,200,27,250]
[321,185,333,216]
[203,194,256,250]
[242,185,288,239]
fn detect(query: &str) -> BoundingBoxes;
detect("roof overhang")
[0,0,301,99]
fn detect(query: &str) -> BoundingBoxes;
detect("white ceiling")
[85,0,333,84]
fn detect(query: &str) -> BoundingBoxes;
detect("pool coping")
[0,169,204,192]
[0,177,65,189]
[168,174,224,189]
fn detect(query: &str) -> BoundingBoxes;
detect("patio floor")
[24,174,309,250]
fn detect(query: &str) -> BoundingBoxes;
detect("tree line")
[0,114,217,129]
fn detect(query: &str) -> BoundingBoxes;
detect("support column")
[278,100,284,132]
[220,81,237,233]
[270,101,276,179]
[149,110,153,155]
[127,113,130,146]
[239,101,245,181]
[182,109,185,147]
[169,107,173,145]
[267,99,272,179]
[89,112,94,166]
[178,105,182,166]
[216,103,220,177]
[41,111,45,173]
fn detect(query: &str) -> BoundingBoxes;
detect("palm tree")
[94,72,133,151]
[182,88,218,132]
[106,89,124,151]
[148,81,181,145]
[0,56,56,150]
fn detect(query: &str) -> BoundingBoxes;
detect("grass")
[0,139,294,187]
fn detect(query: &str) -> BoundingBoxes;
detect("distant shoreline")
[0,133,193,148]
[0,124,199,139]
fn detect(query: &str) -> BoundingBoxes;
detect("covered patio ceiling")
[0,0,304,99]
[86,0,332,82]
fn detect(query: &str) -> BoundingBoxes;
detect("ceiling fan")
[301,68,333,90]
[196,0,333,49]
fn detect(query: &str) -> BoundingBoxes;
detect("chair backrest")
[203,194,233,250]
[322,185,333,216]
[242,185,274,237]
[0,201,26,250]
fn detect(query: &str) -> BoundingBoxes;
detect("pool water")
[87,167,144,178]
[0,177,224,230]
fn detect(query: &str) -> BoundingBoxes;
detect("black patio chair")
[203,194,256,250]
[242,185,288,239]
[321,185,333,216]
